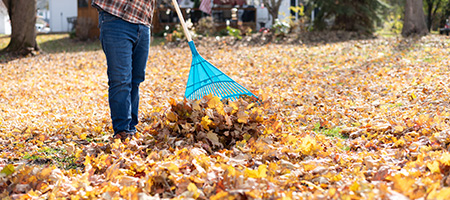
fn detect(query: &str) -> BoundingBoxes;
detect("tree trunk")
[1,0,39,55]
[402,0,428,37]
[262,0,283,24]
[426,0,433,31]
[425,0,442,31]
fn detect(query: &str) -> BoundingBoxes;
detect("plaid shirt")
[92,0,155,27]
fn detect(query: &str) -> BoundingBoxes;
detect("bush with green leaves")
[226,26,242,39]
[311,0,388,34]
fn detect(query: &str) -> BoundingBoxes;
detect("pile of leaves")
[144,95,266,152]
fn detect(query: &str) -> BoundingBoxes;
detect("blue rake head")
[184,41,258,101]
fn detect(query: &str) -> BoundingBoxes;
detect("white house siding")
[49,0,77,32]
[278,0,291,22]
[0,2,10,35]
[0,14,10,35]
[255,0,290,30]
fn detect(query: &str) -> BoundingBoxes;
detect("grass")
[22,147,80,170]
[151,37,166,46]
[313,123,346,138]
[0,33,166,54]
[0,33,101,53]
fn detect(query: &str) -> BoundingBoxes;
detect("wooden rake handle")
[171,0,193,42]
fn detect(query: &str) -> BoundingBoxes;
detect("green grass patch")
[341,145,350,151]
[37,34,101,53]
[387,102,403,108]
[22,147,81,170]
[151,37,165,46]
[313,123,346,138]
[1,33,102,54]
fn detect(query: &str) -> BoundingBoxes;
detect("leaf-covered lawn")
[1,35,450,199]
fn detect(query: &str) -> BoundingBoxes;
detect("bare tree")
[1,0,39,55]
[402,0,428,37]
[262,0,283,24]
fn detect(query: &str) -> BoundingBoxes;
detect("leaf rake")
[171,0,258,101]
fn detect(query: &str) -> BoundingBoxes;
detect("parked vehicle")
[440,19,450,35]
[36,16,50,33]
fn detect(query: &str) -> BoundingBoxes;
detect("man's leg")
[129,25,150,132]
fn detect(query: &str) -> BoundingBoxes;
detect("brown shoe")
[113,131,134,141]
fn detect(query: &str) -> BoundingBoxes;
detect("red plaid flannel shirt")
[92,0,155,27]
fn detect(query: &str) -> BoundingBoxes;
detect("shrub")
[272,19,290,36]
[226,26,242,39]
[196,16,215,36]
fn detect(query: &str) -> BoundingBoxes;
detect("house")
[153,0,301,33]
[256,0,303,30]
[0,0,77,35]
[48,0,77,32]
[77,0,100,39]
[0,2,10,35]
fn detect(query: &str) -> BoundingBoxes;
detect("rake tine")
[216,83,227,98]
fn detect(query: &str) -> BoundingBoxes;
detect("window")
[78,0,89,8]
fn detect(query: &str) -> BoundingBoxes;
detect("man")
[92,0,155,141]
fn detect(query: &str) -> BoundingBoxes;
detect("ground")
[1,33,450,199]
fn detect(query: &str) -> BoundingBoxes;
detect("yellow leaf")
[187,182,200,199]
[427,161,441,174]
[394,138,406,147]
[244,168,259,178]
[257,164,268,178]
[328,188,337,196]
[84,155,92,167]
[207,96,225,115]
[120,186,139,200]
[440,152,450,166]
[40,167,53,179]
[246,103,255,110]
[210,191,230,200]
[208,96,222,108]
[244,165,267,179]
[394,125,404,133]
[201,116,212,130]
[75,149,83,158]
[390,174,415,193]
[350,182,360,192]
[0,164,15,176]
[80,133,87,140]
[436,187,450,200]
[167,163,179,173]
[268,162,278,174]
[245,190,259,198]
[331,174,342,182]
[299,135,321,156]
[410,92,417,100]
[303,164,316,171]
[227,166,237,176]
[229,101,239,112]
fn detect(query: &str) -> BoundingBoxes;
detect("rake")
[171,0,258,101]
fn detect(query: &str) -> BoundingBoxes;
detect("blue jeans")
[98,11,150,134]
